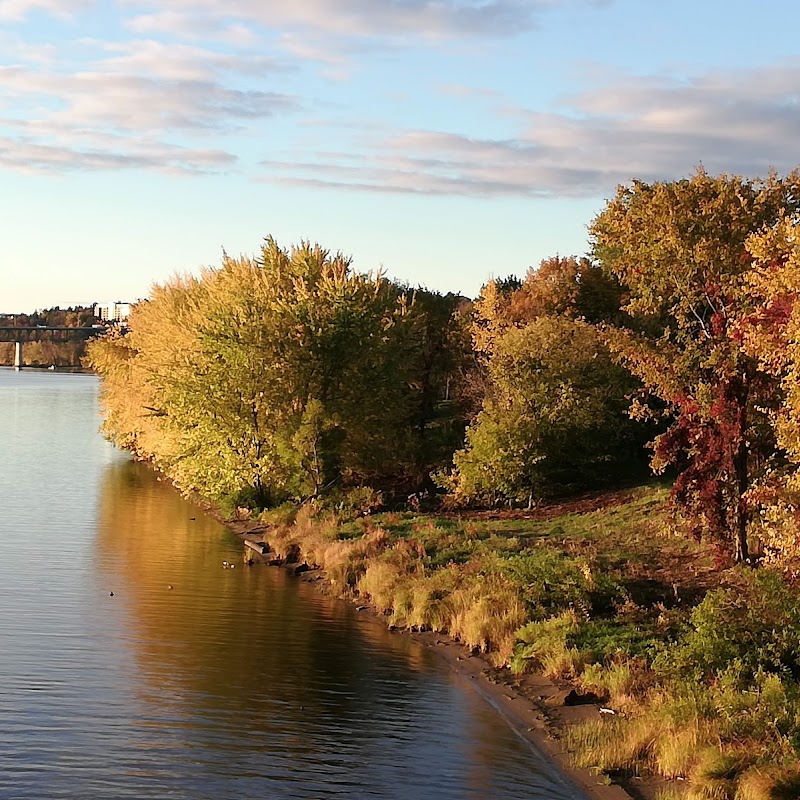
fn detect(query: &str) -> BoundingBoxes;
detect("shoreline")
[227,521,660,800]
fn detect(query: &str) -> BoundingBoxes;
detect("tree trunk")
[733,386,750,564]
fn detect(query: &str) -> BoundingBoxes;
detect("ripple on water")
[0,370,582,800]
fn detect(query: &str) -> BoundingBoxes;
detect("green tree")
[90,237,460,509]
[591,168,800,563]
[400,289,472,485]
[444,315,639,505]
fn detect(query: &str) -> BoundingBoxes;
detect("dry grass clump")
[356,538,426,610]
[567,687,800,798]
[579,659,652,711]
[567,716,658,775]
[265,505,394,589]
[447,572,527,663]
[735,768,778,800]
[319,528,391,587]
[358,560,525,661]
[655,789,685,800]
[568,689,730,785]
[685,748,754,800]
[655,723,709,780]
[402,568,460,632]
[356,561,404,613]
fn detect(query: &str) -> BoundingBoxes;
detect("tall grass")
[258,492,800,800]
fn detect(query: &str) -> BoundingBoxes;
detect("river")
[0,369,581,799]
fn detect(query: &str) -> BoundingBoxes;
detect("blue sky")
[2,0,799,311]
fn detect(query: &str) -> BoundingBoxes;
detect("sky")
[2,0,800,312]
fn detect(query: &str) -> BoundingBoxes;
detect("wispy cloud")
[262,62,800,198]
[0,0,92,22]
[125,0,562,42]
[0,131,235,174]
[0,34,299,174]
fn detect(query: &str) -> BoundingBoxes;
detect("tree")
[443,315,639,505]
[515,256,624,324]
[442,260,643,507]
[90,237,467,509]
[395,289,472,485]
[591,168,800,563]
[741,217,800,560]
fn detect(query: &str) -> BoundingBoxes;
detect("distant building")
[94,302,132,324]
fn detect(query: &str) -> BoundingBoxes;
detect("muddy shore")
[227,521,674,800]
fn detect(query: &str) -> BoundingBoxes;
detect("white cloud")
[98,39,284,81]
[1,62,296,132]
[261,62,800,198]
[0,0,91,22]
[124,9,260,47]
[0,131,235,173]
[0,33,299,174]
[124,0,565,42]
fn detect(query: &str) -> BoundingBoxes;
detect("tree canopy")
[591,168,800,562]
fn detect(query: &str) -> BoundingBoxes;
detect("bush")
[326,486,384,520]
[510,611,586,677]
[259,502,299,527]
[571,618,660,663]
[500,550,589,613]
[657,569,800,683]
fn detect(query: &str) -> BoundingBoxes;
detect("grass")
[255,482,800,799]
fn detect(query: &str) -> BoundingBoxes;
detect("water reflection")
[0,370,580,800]
[95,460,580,799]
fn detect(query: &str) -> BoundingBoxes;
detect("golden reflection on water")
[91,459,577,799]
[0,370,578,799]
[93,460,441,730]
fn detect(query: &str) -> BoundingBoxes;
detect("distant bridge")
[0,327,108,369]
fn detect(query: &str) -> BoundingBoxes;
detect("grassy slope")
[258,484,800,800]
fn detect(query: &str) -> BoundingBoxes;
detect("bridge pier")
[13,341,23,370]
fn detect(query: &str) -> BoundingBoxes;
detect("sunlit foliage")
[90,238,463,508]
[743,217,800,560]
[442,254,643,506]
[592,169,800,562]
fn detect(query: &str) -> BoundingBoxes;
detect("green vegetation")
[259,487,800,799]
[90,240,469,509]
[88,168,800,798]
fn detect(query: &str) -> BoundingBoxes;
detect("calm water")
[0,369,581,799]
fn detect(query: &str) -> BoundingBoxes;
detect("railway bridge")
[0,327,107,368]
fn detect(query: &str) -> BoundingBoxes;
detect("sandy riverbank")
[227,521,670,800]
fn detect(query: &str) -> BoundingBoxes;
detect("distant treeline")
[0,306,98,367]
[90,169,800,565]
[0,306,97,328]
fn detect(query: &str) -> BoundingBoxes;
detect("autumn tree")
[591,168,800,563]
[442,255,643,506]
[444,315,639,505]
[90,237,472,509]
[739,217,800,559]
[515,256,624,324]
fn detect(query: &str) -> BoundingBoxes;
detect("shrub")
[657,569,800,683]
[259,502,299,527]
[570,617,659,663]
[328,486,384,520]
[510,611,587,677]
[499,550,590,614]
